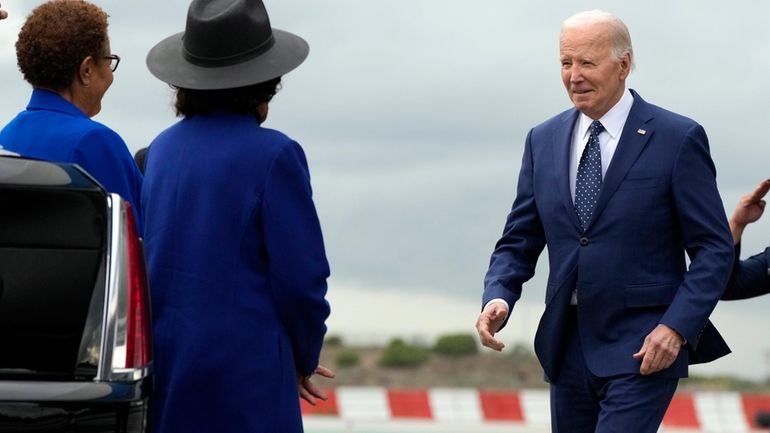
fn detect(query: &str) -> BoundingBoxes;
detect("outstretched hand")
[476,302,508,352]
[730,179,770,244]
[298,365,335,405]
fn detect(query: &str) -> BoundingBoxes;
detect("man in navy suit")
[476,10,734,433]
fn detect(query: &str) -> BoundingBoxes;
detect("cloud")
[0,0,768,379]
[326,280,545,347]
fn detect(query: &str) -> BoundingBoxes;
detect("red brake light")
[123,201,152,368]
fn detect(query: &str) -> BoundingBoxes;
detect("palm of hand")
[738,203,766,224]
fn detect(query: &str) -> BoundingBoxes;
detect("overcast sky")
[0,0,768,380]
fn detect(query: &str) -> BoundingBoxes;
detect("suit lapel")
[587,92,655,229]
[552,110,582,231]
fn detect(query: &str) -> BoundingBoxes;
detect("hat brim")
[146,28,308,90]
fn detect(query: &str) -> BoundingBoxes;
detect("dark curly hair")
[174,78,282,121]
[16,0,109,90]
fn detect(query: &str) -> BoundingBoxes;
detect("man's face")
[560,23,630,120]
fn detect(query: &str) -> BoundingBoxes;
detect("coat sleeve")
[723,244,770,300]
[659,124,734,348]
[482,129,547,326]
[72,126,144,232]
[262,141,331,376]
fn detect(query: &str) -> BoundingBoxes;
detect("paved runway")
[304,419,708,433]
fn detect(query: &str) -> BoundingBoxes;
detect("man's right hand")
[475,302,508,352]
[729,179,770,244]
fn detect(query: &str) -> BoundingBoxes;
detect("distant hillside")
[320,343,545,389]
[316,335,770,392]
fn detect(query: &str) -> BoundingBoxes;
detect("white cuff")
[484,298,510,312]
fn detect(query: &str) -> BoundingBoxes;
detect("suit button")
[579,237,589,246]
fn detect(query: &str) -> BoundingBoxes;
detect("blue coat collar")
[27,88,88,119]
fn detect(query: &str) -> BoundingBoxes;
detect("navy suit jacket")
[723,244,770,300]
[483,91,733,382]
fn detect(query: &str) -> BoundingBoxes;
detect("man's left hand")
[632,324,683,375]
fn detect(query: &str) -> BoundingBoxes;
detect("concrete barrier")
[301,388,770,432]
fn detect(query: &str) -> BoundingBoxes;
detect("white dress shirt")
[569,88,634,201]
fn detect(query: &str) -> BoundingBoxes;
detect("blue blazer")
[142,113,330,433]
[483,91,733,381]
[723,244,770,300]
[0,89,143,228]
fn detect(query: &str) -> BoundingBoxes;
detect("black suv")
[0,155,152,432]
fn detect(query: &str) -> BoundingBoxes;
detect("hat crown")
[146,0,309,89]
[183,0,275,66]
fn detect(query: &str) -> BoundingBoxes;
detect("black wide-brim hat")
[146,0,308,90]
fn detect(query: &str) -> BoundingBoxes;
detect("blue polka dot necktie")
[575,120,604,231]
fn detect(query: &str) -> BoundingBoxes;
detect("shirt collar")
[27,88,89,119]
[577,87,634,140]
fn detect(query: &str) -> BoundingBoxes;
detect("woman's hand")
[297,365,336,405]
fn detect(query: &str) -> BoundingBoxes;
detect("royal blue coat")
[0,89,143,227]
[141,112,330,433]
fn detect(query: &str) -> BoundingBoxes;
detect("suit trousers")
[550,307,678,433]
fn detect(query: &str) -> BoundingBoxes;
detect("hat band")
[183,35,276,67]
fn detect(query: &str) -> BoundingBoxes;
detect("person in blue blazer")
[142,1,332,432]
[722,179,770,300]
[0,0,142,226]
[476,10,734,433]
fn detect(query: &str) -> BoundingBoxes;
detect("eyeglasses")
[104,54,120,72]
